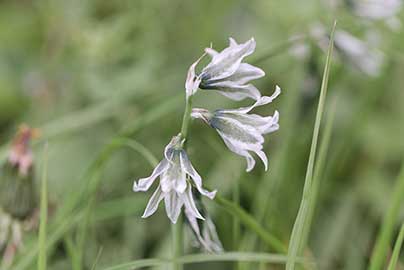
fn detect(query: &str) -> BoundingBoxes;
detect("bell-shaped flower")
[185,37,265,101]
[133,135,216,224]
[192,86,281,172]
[353,0,402,26]
[185,201,223,253]
[310,24,384,77]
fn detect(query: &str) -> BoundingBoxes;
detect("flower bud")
[0,125,38,220]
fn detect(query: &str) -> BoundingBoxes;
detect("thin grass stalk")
[286,21,336,270]
[369,163,404,270]
[102,252,312,270]
[299,97,338,253]
[233,181,241,270]
[233,182,240,250]
[63,235,80,270]
[37,144,49,270]
[387,224,404,270]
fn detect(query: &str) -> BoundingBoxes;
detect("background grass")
[0,0,404,269]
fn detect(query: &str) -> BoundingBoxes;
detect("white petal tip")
[141,212,152,219]
[169,218,177,224]
[208,190,217,200]
[133,182,139,192]
[275,85,281,94]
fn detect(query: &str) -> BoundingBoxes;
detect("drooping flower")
[192,86,281,172]
[185,200,223,253]
[185,38,265,101]
[310,24,384,77]
[133,135,216,224]
[325,0,402,29]
[352,0,402,28]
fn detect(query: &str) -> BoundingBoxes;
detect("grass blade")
[369,163,404,270]
[37,144,49,270]
[299,97,338,253]
[102,252,311,270]
[387,224,404,270]
[286,20,336,270]
[214,195,286,253]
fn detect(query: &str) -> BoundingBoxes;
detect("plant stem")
[38,144,49,270]
[180,96,193,140]
[172,216,183,270]
[172,95,194,270]
[232,183,240,250]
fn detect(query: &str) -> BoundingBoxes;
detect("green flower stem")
[180,96,193,140]
[172,215,183,270]
[172,95,194,270]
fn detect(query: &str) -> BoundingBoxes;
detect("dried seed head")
[0,125,38,220]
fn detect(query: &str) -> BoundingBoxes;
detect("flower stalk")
[180,96,193,140]
[173,95,194,270]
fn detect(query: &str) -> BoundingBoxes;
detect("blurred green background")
[0,0,403,269]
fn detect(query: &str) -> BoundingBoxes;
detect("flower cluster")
[133,37,280,251]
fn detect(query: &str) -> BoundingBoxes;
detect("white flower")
[185,38,265,101]
[185,205,223,253]
[334,30,384,76]
[192,86,281,172]
[311,24,384,77]
[133,135,216,224]
[352,0,402,21]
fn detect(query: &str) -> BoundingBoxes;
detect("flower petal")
[183,184,204,220]
[229,37,238,47]
[164,190,183,224]
[164,135,181,162]
[185,53,206,98]
[204,82,261,101]
[201,38,256,82]
[133,159,169,192]
[205,47,218,57]
[211,115,264,145]
[179,151,216,199]
[220,134,257,172]
[261,110,279,134]
[160,155,186,193]
[255,149,268,171]
[142,185,165,218]
[219,85,281,114]
[201,217,224,252]
[185,207,223,253]
[220,63,265,85]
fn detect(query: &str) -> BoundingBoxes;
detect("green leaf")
[286,20,336,270]
[369,164,404,270]
[387,224,404,270]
